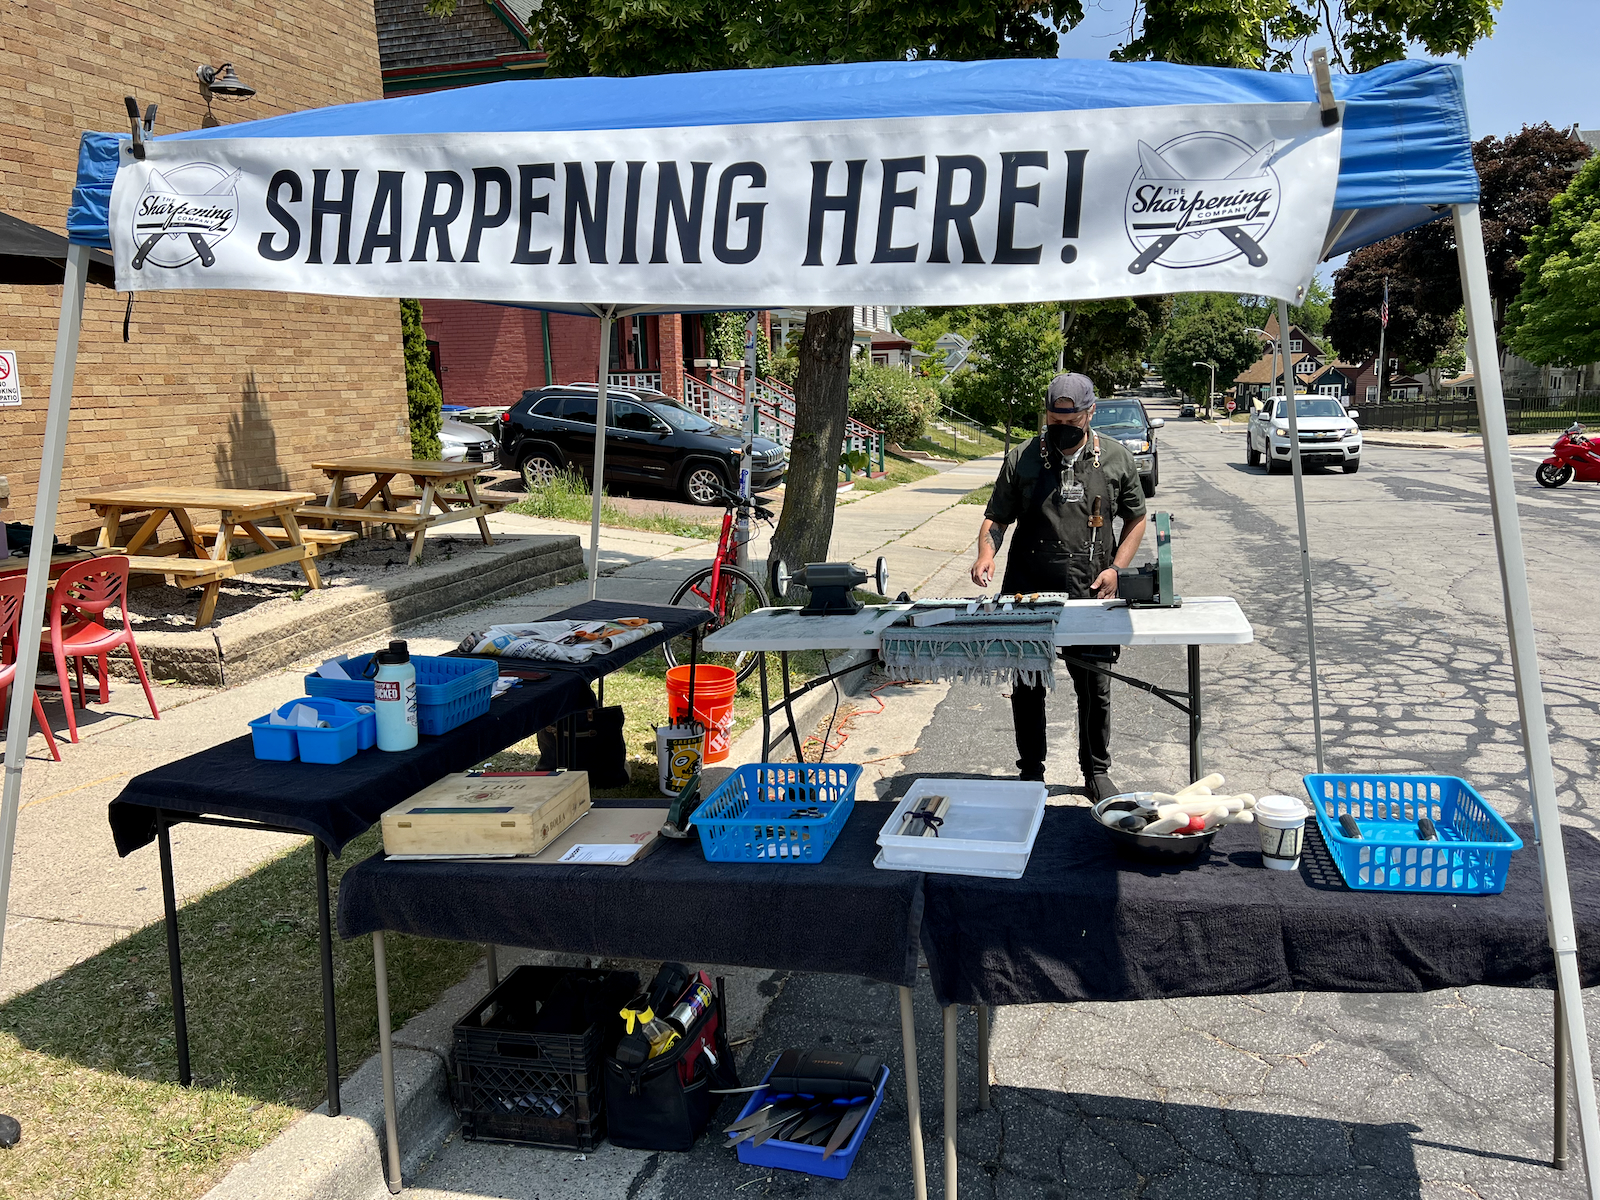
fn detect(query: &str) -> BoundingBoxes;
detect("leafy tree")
[1152,295,1261,413]
[1380,124,1591,335]
[1505,155,1600,367]
[1115,0,1500,73]
[949,304,1062,445]
[1059,297,1170,396]
[701,311,771,377]
[1326,236,1460,372]
[1237,276,1331,338]
[400,299,442,459]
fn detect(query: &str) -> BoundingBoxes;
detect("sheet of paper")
[557,843,644,865]
[316,656,351,679]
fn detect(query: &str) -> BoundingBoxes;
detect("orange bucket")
[665,665,738,763]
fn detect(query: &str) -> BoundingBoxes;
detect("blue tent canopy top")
[69,56,1475,267]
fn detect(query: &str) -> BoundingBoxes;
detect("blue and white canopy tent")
[6,54,1592,1195]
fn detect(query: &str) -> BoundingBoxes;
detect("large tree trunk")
[768,306,855,581]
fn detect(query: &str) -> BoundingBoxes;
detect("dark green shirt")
[983,434,1147,529]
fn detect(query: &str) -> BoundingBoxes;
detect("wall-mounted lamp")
[196,63,255,99]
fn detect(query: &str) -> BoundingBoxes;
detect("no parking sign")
[0,352,18,407]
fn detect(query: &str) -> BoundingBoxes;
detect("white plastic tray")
[874,779,1047,878]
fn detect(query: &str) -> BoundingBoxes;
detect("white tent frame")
[3,206,1594,1195]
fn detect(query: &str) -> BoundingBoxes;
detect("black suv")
[498,385,787,505]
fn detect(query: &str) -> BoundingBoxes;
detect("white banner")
[110,103,1341,307]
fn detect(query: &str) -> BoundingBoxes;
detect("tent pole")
[588,312,614,599]
[0,243,89,979]
[1277,298,1326,773]
[1452,202,1600,1189]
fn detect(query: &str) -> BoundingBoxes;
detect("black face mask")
[1045,424,1086,456]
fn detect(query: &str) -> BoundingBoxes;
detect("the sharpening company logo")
[1124,132,1279,275]
[129,162,240,270]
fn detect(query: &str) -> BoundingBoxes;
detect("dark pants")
[1011,650,1113,781]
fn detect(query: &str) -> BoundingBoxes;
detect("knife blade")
[788,1107,839,1142]
[752,1105,818,1146]
[822,1101,869,1159]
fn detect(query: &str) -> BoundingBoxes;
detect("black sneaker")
[1089,772,1121,803]
[1018,765,1046,783]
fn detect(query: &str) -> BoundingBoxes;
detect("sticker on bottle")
[405,682,418,726]
[374,680,400,702]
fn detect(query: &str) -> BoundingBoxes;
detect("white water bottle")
[371,640,417,751]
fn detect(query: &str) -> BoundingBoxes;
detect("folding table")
[703,598,1252,778]
[337,802,931,1197]
[105,599,708,1115]
[919,807,1600,1200]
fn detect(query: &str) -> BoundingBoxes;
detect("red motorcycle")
[1537,423,1600,488]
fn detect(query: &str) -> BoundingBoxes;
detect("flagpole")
[1375,276,1388,403]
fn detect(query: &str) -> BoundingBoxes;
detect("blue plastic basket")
[305,654,496,736]
[731,1062,888,1178]
[1303,773,1523,895]
[691,763,860,864]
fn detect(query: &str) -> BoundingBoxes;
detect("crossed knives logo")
[1125,132,1279,275]
[130,162,240,270]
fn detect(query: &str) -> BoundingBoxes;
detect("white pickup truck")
[1246,395,1362,474]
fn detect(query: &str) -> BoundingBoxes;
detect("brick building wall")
[0,0,408,534]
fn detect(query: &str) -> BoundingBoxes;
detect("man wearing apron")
[970,373,1148,798]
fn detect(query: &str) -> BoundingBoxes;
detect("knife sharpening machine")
[771,556,890,616]
[1117,511,1180,608]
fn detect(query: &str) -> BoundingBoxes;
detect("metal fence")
[1356,391,1600,436]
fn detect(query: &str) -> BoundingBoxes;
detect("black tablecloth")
[337,802,925,987]
[107,600,708,857]
[108,672,597,856]
[921,808,1600,1006]
[449,599,709,684]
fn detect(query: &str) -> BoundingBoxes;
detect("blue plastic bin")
[249,698,366,764]
[691,763,860,864]
[248,715,299,761]
[1303,773,1523,895]
[305,655,496,735]
[731,1062,888,1178]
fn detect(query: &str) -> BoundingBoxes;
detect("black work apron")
[1001,434,1116,599]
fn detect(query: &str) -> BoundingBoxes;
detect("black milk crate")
[450,964,640,1149]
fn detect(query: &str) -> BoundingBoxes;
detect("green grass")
[902,421,1009,463]
[846,454,938,495]
[509,471,718,540]
[959,482,994,507]
[0,828,481,1200]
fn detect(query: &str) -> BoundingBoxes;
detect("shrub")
[768,356,799,386]
[849,363,933,445]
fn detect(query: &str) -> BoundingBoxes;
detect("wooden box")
[382,771,591,858]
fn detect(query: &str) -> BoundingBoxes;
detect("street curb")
[116,535,584,687]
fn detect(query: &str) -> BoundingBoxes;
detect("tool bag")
[536,705,630,788]
[603,978,738,1151]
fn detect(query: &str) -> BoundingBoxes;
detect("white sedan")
[1246,396,1362,474]
[438,416,498,464]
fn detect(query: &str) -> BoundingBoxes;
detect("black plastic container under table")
[450,964,640,1149]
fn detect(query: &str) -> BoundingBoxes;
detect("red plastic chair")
[0,575,61,762]
[40,556,160,743]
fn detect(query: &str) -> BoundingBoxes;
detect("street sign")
[1225,398,1236,413]
[0,352,19,407]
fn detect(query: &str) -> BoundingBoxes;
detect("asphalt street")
[407,411,1600,1200]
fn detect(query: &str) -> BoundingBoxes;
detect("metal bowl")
[1093,792,1220,862]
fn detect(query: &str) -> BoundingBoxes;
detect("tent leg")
[588,313,614,600]
[1277,299,1326,773]
[0,243,89,981]
[1452,202,1600,1197]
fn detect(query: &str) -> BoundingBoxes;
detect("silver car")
[438,416,497,464]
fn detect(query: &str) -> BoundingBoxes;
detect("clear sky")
[1058,0,1597,140]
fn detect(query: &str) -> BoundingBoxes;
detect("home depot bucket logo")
[129,162,240,270]
[1124,132,1279,274]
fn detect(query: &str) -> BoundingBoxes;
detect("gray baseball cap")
[1046,372,1096,414]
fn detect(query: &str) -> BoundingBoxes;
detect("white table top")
[703,597,1254,652]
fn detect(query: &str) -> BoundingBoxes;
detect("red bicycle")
[663,482,773,682]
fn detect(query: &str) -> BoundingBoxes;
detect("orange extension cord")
[800,678,921,760]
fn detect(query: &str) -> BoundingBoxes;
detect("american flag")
[1380,278,1389,328]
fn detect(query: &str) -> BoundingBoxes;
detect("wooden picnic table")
[300,456,501,565]
[80,486,323,628]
